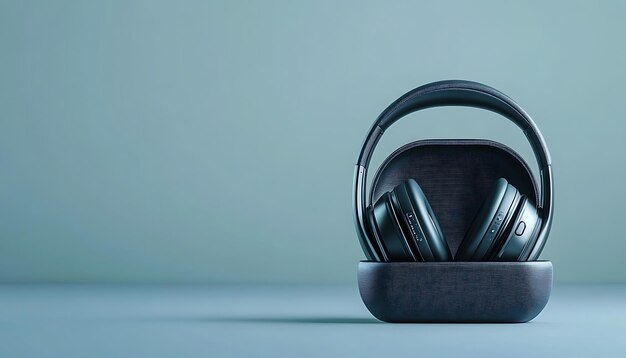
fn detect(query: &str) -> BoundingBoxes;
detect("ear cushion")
[371,191,416,261]
[456,178,519,261]
[394,179,452,261]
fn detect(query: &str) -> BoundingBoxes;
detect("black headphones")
[353,80,553,262]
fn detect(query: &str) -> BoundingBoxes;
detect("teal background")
[1,1,625,283]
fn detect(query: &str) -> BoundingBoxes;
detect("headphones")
[353,80,553,262]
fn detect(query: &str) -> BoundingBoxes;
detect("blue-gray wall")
[1,1,625,283]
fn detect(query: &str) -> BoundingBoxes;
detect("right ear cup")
[370,179,452,262]
[456,178,522,261]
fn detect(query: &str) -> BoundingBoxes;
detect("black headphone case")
[358,139,553,322]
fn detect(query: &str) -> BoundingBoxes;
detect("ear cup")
[371,179,451,262]
[456,178,539,261]
[491,196,541,261]
[397,179,452,261]
[456,178,517,261]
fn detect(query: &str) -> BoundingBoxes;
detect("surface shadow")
[210,316,381,324]
[143,315,381,324]
[129,314,542,325]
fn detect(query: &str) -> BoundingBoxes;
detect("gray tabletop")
[1,284,625,357]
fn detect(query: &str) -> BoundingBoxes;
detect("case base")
[358,261,552,323]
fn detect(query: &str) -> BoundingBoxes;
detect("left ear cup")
[370,191,416,261]
[370,179,451,262]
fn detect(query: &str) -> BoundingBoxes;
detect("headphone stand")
[358,260,552,322]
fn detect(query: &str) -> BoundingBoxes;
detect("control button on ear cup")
[519,215,542,261]
[456,178,510,261]
[371,192,416,261]
[493,196,540,261]
[398,179,452,261]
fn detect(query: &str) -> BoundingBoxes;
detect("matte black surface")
[358,261,553,323]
